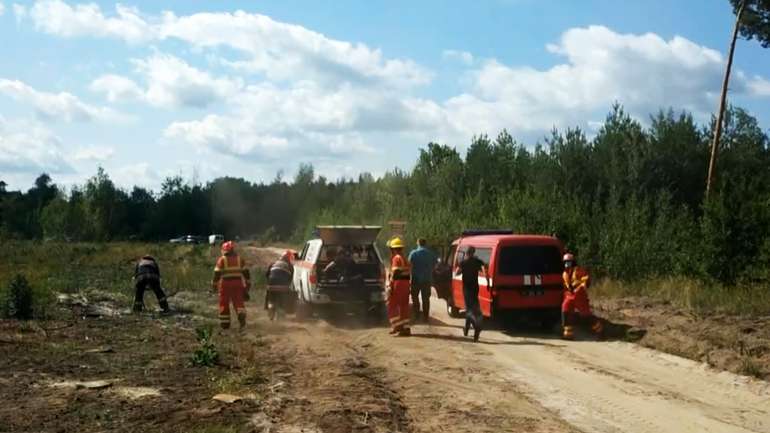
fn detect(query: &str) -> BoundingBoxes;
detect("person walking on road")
[212,241,251,330]
[408,238,437,323]
[387,237,411,336]
[455,246,489,342]
[265,250,294,320]
[561,252,603,340]
[133,255,170,313]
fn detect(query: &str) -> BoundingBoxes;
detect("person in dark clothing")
[323,246,363,291]
[133,255,169,313]
[454,246,489,342]
[265,251,294,320]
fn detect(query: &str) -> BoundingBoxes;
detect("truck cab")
[436,230,565,324]
[293,226,386,316]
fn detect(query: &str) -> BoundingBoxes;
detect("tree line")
[1,104,769,286]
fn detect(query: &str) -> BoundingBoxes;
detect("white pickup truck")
[293,225,386,317]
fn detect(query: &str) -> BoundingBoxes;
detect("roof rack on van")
[461,229,514,237]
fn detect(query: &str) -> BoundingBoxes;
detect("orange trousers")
[388,281,411,331]
[219,279,246,329]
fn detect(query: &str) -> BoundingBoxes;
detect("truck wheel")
[447,302,462,318]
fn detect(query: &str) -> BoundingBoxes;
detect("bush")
[191,326,219,367]
[3,274,34,320]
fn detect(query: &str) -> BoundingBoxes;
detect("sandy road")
[264,298,770,433]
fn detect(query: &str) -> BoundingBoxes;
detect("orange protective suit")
[387,252,411,335]
[212,253,250,329]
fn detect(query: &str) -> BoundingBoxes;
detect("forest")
[2,105,769,286]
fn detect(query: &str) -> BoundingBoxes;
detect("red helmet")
[221,241,235,254]
[281,249,294,264]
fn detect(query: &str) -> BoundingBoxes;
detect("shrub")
[191,326,219,367]
[3,274,34,320]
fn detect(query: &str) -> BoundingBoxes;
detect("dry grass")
[0,241,220,318]
[593,276,770,316]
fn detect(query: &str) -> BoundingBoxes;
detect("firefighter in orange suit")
[212,241,251,330]
[561,253,602,339]
[387,237,411,336]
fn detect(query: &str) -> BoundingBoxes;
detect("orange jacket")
[563,266,590,293]
[390,253,410,283]
[213,253,251,288]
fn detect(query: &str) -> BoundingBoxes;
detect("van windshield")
[497,245,562,275]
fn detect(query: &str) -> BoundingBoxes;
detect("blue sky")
[1,0,769,191]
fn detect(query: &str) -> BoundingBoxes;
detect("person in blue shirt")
[407,238,438,322]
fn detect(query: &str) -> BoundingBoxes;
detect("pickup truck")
[293,226,386,318]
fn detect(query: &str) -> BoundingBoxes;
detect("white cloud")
[0,78,128,123]
[0,116,73,174]
[0,2,6,16]
[440,25,767,139]
[112,162,159,188]
[91,54,242,108]
[89,74,143,102]
[159,10,432,88]
[442,49,474,65]
[749,76,770,97]
[133,53,242,108]
[21,1,431,89]
[72,146,115,161]
[163,81,444,160]
[26,0,153,43]
[12,3,26,22]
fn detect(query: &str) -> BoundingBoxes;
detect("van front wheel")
[446,302,462,318]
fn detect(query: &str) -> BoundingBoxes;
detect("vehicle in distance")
[209,234,224,245]
[434,230,565,327]
[293,225,386,317]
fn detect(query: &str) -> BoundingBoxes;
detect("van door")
[294,242,311,301]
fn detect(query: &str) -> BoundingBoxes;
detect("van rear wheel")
[446,302,462,318]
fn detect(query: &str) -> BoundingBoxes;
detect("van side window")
[475,248,492,267]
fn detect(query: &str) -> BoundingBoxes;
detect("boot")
[473,326,481,342]
[132,302,144,313]
[159,299,170,314]
[398,327,411,337]
[562,325,575,340]
[463,318,471,337]
[238,312,247,329]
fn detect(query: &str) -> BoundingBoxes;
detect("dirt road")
[263,298,770,433]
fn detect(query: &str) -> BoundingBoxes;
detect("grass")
[738,357,765,379]
[0,241,244,319]
[593,276,770,316]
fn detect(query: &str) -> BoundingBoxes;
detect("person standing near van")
[455,246,489,342]
[408,238,437,323]
[387,237,411,336]
[212,241,251,330]
[561,253,603,339]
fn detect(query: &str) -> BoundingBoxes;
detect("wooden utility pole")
[707,0,746,197]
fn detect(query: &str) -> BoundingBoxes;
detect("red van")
[434,230,565,325]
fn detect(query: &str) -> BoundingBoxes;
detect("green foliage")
[3,274,34,320]
[732,0,770,48]
[191,326,220,367]
[1,104,769,297]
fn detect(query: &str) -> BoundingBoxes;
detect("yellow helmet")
[388,237,405,249]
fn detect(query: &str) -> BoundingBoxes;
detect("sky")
[1,0,769,191]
